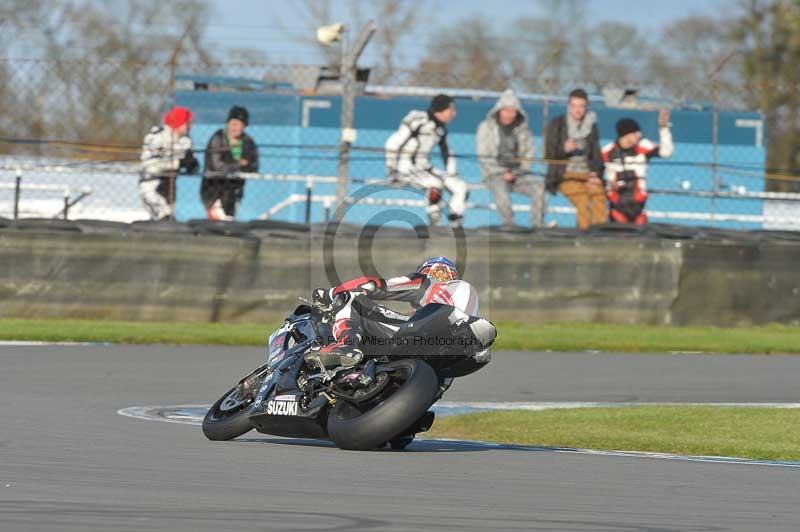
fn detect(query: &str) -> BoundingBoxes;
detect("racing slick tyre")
[202,385,256,441]
[327,359,439,450]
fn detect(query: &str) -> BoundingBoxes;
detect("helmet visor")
[424,263,458,282]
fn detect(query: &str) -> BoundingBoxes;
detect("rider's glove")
[312,288,335,310]
[312,288,350,315]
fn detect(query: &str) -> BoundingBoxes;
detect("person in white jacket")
[384,94,468,228]
[139,106,198,221]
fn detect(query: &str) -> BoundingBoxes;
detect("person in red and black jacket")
[602,110,674,225]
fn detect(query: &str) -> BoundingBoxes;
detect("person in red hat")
[139,106,199,220]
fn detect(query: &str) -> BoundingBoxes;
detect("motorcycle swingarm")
[330,371,390,404]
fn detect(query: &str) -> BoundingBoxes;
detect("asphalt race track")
[1,345,799,531]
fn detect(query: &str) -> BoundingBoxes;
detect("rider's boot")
[305,346,364,370]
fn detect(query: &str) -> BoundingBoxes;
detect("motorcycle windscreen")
[267,325,290,366]
[267,317,318,367]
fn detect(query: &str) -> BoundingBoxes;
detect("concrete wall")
[1,225,798,326]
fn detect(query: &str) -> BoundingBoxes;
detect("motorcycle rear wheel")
[327,359,439,450]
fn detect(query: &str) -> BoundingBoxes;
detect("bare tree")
[275,0,340,67]
[506,0,589,93]
[348,0,422,84]
[583,22,647,91]
[0,1,59,154]
[0,0,215,157]
[645,15,740,105]
[275,0,423,83]
[413,15,512,90]
[732,0,800,191]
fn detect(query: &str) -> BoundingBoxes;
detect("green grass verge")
[0,318,280,346]
[426,407,800,461]
[0,318,799,354]
[498,321,800,354]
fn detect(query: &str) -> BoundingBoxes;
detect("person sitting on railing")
[602,110,673,225]
[139,106,199,221]
[476,89,545,228]
[201,105,259,221]
[384,94,468,229]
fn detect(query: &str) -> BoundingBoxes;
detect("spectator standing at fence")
[139,106,198,221]
[385,94,468,228]
[476,89,545,228]
[603,110,674,225]
[201,105,259,221]
[544,88,606,230]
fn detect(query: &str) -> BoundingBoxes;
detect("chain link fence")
[0,57,796,230]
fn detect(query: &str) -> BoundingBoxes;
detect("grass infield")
[426,407,800,461]
[0,318,800,354]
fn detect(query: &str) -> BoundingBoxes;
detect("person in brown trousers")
[544,88,607,230]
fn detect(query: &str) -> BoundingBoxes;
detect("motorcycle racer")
[307,257,486,369]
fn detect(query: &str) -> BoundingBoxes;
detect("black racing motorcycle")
[202,292,496,450]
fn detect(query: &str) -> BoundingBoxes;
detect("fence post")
[333,22,375,222]
[709,51,737,227]
[323,198,332,222]
[334,28,352,223]
[166,26,190,223]
[304,177,313,225]
[13,166,21,221]
[711,76,719,226]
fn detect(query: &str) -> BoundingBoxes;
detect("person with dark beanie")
[384,94,468,228]
[544,88,606,230]
[602,109,673,225]
[201,105,259,221]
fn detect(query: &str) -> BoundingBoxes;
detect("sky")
[204,0,728,66]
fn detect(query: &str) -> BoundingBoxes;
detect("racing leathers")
[384,110,468,228]
[307,273,481,369]
[139,125,198,220]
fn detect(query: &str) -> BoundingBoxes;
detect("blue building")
[175,75,766,229]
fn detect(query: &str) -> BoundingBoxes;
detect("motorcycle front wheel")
[202,364,268,441]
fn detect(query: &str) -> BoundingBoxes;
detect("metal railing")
[0,166,92,220]
[3,164,800,228]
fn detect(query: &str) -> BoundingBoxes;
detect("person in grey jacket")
[477,89,545,227]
